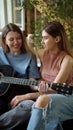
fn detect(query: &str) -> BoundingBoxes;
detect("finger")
[45,83,49,91]
[10,97,18,106]
[38,83,46,92]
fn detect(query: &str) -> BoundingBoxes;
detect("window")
[12,0,25,30]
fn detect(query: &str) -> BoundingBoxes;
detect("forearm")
[23,92,43,100]
[10,92,42,107]
[10,90,55,107]
[23,90,56,100]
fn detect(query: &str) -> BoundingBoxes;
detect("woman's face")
[41,30,60,52]
[5,31,22,55]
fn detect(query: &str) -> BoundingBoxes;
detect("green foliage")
[49,0,73,46]
[20,0,73,47]
[49,0,73,19]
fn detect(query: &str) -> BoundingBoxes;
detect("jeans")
[0,100,34,130]
[27,94,73,130]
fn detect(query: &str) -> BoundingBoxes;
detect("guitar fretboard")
[1,76,40,86]
[0,74,73,95]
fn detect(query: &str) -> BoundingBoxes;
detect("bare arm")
[54,55,73,83]
[10,91,50,107]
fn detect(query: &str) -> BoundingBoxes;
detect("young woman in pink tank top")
[27,21,73,130]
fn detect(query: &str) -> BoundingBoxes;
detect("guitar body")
[0,65,14,96]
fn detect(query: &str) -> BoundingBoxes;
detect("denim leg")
[45,119,63,130]
[27,97,53,130]
[27,107,63,130]
[47,94,73,121]
[27,108,44,130]
[45,94,73,130]
[0,100,34,130]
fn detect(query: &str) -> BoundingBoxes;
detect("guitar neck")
[1,76,40,86]
[0,75,73,95]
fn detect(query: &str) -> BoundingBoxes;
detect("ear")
[55,36,61,43]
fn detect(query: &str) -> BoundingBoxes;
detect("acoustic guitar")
[0,65,73,96]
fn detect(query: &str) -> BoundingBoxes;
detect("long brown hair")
[43,21,73,57]
[1,23,30,53]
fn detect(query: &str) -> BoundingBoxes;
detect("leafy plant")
[19,0,73,47]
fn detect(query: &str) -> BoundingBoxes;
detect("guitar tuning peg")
[63,83,66,85]
[63,83,67,87]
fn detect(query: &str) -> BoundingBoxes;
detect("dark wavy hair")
[43,21,73,57]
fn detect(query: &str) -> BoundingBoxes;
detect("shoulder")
[37,48,45,62]
[25,52,36,61]
[64,55,73,63]
[61,54,73,68]
[0,47,4,55]
[0,47,3,52]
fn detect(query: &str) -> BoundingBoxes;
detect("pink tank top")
[41,50,73,85]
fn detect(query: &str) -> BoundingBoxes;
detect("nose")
[41,39,44,45]
[14,39,18,44]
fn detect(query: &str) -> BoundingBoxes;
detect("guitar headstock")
[52,83,73,95]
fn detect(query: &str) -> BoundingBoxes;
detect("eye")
[16,37,22,40]
[42,36,48,40]
[8,38,14,41]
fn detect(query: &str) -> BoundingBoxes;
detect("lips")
[13,44,21,49]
